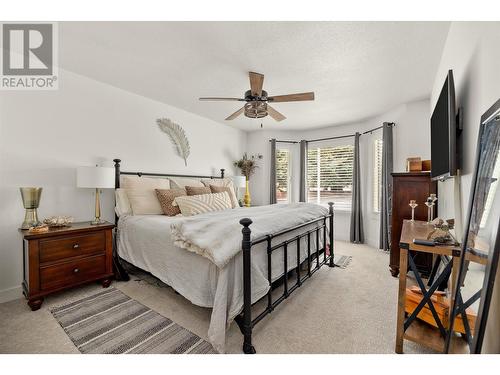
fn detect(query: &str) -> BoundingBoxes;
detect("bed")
[112,159,336,353]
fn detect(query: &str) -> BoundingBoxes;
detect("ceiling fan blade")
[249,72,264,96]
[268,92,315,102]
[225,106,245,120]
[199,97,245,101]
[267,105,286,122]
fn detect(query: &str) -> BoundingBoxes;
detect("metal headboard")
[113,158,225,189]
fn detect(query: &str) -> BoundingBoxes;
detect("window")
[373,139,383,213]
[307,144,354,210]
[276,149,291,203]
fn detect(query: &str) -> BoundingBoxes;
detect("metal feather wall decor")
[156,118,190,166]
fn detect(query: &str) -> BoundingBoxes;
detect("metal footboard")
[237,202,336,354]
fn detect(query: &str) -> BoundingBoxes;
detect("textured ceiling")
[59,22,450,131]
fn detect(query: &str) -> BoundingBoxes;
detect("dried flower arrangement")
[234,153,263,180]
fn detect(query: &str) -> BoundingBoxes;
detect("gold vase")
[244,179,251,207]
[20,187,42,229]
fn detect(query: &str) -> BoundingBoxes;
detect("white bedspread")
[171,203,328,267]
[117,203,328,352]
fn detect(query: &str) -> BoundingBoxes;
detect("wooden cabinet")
[21,222,114,311]
[390,172,437,277]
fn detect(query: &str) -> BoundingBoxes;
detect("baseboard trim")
[0,286,23,304]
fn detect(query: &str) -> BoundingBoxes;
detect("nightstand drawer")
[39,232,106,263]
[40,254,106,291]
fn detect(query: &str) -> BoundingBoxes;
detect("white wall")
[0,68,247,302]
[431,22,500,353]
[247,98,431,246]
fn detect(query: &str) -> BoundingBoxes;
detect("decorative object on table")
[406,157,422,172]
[156,118,190,166]
[427,218,458,245]
[19,187,43,230]
[424,195,436,223]
[233,153,263,207]
[77,165,115,225]
[231,175,246,205]
[43,216,74,228]
[430,194,438,220]
[422,160,432,171]
[409,200,418,222]
[28,223,48,234]
[446,99,500,354]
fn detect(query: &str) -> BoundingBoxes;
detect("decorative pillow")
[169,177,204,190]
[185,186,211,196]
[155,189,187,216]
[202,178,238,208]
[173,192,232,216]
[115,189,132,217]
[126,189,164,215]
[120,175,170,190]
[209,185,238,208]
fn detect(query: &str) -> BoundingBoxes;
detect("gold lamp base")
[90,188,104,225]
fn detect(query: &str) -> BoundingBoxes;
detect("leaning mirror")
[446,98,500,353]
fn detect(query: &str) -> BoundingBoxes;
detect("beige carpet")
[0,241,434,354]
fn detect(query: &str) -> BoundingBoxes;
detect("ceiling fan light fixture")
[244,102,267,119]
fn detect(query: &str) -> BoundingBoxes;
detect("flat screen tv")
[431,69,458,180]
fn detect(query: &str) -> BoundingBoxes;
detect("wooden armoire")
[389,172,437,277]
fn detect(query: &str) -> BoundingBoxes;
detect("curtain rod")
[268,140,299,144]
[269,123,395,145]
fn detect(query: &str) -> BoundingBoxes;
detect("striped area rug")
[50,288,216,354]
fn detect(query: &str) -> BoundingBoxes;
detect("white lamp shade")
[232,175,246,188]
[77,166,115,189]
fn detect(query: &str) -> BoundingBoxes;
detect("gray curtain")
[379,122,394,251]
[299,140,307,202]
[350,132,364,243]
[270,138,277,204]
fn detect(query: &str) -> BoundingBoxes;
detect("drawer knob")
[73,268,80,273]
[73,244,79,249]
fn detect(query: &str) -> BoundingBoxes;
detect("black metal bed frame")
[112,159,335,354]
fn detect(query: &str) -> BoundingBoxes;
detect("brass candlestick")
[20,187,42,229]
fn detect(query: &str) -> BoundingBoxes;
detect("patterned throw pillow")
[173,192,232,216]
[202,178,238,208]
[185,186,211,196]
[209,185,238,208]
[155,189,187,216]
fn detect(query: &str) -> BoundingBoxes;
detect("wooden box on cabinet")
[21,222,114,311]
[390,172,437,277]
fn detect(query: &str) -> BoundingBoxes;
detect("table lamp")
[77,165,115,225]
[232,175,246,205]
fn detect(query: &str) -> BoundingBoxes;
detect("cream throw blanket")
[170,203,329,268]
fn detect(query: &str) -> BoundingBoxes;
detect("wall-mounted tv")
[431,69,458,180]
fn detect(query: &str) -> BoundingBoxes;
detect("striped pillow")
[173,192,232,216]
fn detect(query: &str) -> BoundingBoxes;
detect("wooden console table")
[395,220,468,353]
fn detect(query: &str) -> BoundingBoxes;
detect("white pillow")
[201,178,238,208]
[173,192,232,216]
[115,189,132,217]
[169,177,204,190]
[120,175,170,190]
[126,189,163,215]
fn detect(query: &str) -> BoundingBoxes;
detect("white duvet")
[117,203,328,352]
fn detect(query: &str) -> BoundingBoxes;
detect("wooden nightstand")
[21,222,115,311]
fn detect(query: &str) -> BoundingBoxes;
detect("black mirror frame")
[446,98,500,354]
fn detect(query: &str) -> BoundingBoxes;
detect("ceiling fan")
[199,72,315,122]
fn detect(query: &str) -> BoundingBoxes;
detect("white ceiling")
[59,22,450,131]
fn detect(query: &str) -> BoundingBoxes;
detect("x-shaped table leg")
[404,254,452,338]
